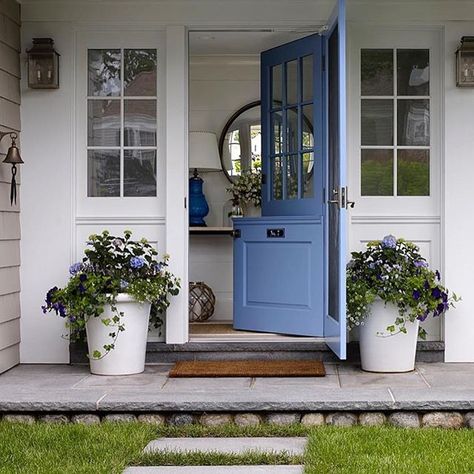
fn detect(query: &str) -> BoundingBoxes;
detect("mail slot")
[267,228,285,238]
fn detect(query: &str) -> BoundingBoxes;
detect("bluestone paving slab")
[144,437,307,455]
[162,377,253,392]
[252,375,340,389]
[338,369,428,388]
[98,387,394,411]
[390,388,474,410]
[124,467,304,473]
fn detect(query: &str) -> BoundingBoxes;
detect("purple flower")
[79,274,87,282]
[417,310,429,322]
[69,262,83,276]
[130,257,145,269]
[381,235,397,249]
[154,263,163,272]
[441,291,448,303]
[78,283,86,294]
[120,279,129,290]
[41,305,47,314]
[424,280,430,290]
[413,290,421,300]
[432,287,442,299]
[414,261,428,268]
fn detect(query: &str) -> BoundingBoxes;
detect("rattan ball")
[189,281,216,322]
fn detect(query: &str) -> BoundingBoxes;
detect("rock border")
[1,411,473,429]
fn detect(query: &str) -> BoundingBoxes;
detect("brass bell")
[0,132,23,205]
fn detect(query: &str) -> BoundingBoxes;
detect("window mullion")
[120,48,124,198]
[393,48,398,197]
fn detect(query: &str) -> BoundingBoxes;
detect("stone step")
[124,467,304,473]
[70,340,444,364]
[144,437,307,456]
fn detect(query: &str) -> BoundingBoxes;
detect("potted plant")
[347,235,458,373]
[226,169,262,217]
[42,230,180,375]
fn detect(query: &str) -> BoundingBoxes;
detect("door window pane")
[286,154,299,199]
[286,107,298,153]
[361,149,393,196]
[302,104,314,149]
[124,150,157,196]
[272,65,282,108]
[272,156,283,200]
[88,150,120,197]
[303,152,314,198]
[361,49,393,96]
[397,149,429,196]
[286,60,298,105]
[124,49,157,96]
[397,49,429,96]
[124,100,157,146]
[88,99,120,146]
[88,49,121,97]
[397,99,430,146]
[361,99,393,146]
[302,55,313,102]
[271,111,283,154]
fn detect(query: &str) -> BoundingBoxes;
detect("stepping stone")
[124,467,304,473]
[143,437,307,456]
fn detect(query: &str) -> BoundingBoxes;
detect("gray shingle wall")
[0,0,21,373]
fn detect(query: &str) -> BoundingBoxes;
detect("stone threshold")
[70,341,445,364]
[2,410,474,429]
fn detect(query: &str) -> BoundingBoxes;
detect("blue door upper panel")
[261,34,324,218]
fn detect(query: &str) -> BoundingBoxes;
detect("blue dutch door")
[233,0,348,358]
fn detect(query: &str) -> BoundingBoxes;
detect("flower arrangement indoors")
[347,235,458,372]
[42,230,180,375]
[227,168,262,217]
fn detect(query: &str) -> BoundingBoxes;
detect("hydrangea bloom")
[130,257,145,269]
[69,262,83,275]
[381,234,397,249]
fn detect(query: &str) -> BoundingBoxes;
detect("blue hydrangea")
[381,235,397,249]
[414,260,428,268]
[130,257,145,269]
[120,279,129,290]
[69,262,83,275]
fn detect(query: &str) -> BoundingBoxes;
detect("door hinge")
[184,197,187,209]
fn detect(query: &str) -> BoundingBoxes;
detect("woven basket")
[189,281,216,322]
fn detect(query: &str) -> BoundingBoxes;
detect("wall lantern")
[0,132,23,205]
[455,36,474,87]
[26,38,60,89]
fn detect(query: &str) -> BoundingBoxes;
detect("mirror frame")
[218,100,261,183]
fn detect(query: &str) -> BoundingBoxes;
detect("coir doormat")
[169,360,326,377]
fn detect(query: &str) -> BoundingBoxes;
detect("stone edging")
[2,411,474,429]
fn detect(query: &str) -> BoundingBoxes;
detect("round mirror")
[218,101,314,185]
[218,101,261,183]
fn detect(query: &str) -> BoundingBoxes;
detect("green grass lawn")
[1,421,473,474]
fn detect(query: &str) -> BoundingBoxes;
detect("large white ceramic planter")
[85,294,151,375]
[359,299,419,373]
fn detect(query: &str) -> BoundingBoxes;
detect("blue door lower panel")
[233,217,324,337]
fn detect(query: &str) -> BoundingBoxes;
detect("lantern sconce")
[26,38,60,89]
[455,36,474,87]
[0,132,23,205]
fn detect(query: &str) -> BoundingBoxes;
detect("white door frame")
[165,25,189,343]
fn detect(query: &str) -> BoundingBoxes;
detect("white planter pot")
[85,294,151,375]
[359,299,419,373]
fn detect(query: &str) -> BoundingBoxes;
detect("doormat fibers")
[169,360,326,377]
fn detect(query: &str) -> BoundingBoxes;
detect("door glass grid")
[270,55,315,201]
[360,48,430,197]
[87,48,158,197]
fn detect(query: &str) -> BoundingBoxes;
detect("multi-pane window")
[360,49,430,196]
[270,55,315,201]
[87,49,158,197]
